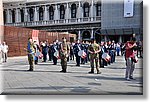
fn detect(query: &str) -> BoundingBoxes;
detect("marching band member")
[52,41,59,65]
[73,40,82,66]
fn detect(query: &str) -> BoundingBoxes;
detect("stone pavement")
[0,56,143,95]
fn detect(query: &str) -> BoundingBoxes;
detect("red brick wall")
[4,26,76,57]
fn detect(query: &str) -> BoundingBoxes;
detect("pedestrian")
[73,40,81,66]
[88,38,101,74]
[116,42,121,56]
[48,43,53,61]
[70,42,74,60]
[1,42,9,63]
[27,38,35,71]
[34,41,41,64]
[125,37,137,80]
[59,37,70,73]
[41,41,48,62]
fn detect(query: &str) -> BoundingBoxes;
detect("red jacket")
[125,41,137,58]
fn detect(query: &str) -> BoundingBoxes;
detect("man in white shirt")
[2,42,8,62]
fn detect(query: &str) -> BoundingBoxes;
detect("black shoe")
[27,69,33,71]
[53,64,57,65]
[88,71,94,74]
[129,76,135,80]
[60,70,66,73]
[76,65,80,66]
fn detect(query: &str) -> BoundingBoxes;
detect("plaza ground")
[0,56,143,95]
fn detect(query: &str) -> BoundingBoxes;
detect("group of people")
[26,35,142,81]
[0,42,9,63]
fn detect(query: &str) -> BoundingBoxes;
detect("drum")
[54,51,60,59]
[78,50,87,58]
[102,53,111,62]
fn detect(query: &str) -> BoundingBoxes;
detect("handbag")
[132,56,138,63]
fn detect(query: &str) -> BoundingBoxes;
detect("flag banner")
[32,30,39,45]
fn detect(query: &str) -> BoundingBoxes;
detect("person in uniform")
[73,40,81,66]
[27,38,35,71]
[81,41,86,64]
[52,41,59,65]
[59,37,70,73]
[88,38,101,74]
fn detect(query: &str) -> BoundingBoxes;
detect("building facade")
[3,0,143,43]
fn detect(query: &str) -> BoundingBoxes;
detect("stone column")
[44,5,48,21]
[90,0,94,21]
[6,9,10,23]
[54,4,59,20]
[34,7,38,21]
[91,29,94,39]
[77,1,83,22]
[78,30,81,40]
[18,9,21,22]
[24,7,28,22]
[9,9,12,23]
[119,35,122,43]
[65,3,69,23]
[104,36,107,42]
[15,8,19,22]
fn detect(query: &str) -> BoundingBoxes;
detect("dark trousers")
[43,52,47,62]
[48,53,52,61]
[75,54,81,66]
[81,58,85,64]
[53,55,57,65]
[61,57,67,72]
[70,54,74,60]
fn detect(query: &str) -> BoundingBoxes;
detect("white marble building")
[3,0,143,42]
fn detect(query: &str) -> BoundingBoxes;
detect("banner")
[124,0,134,17]
[32,30,39,45]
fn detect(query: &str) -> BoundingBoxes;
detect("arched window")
[20,9,24,22]
[83,2,89,17]
[96,2,101,16]
[49,6,54,20]
[29,8,34,21]
[60,5,65,19]
[82,31,91,40]
[71,4,76,18]
[12,9,15,23]
[39,7,44,21]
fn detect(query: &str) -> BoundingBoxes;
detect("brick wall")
[4,26,76,57]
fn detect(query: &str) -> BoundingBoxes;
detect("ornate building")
[3,0,143,43]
